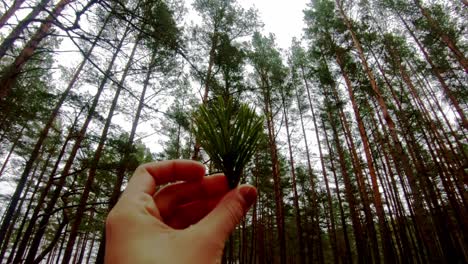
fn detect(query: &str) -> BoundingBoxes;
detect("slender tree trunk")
[0,10,110,245]
[85,231,97,263]
[397,13,467,129]
[53,224,68,264]
[10,116,77,263]
[0,0,26,29]
[249,166,258,264]
[0,0,51,61]
[192,30,219,160]
[76,223,90,264]
[0,154,44,261]
[299,66,340,263]
[95,50,156,264]
[61,31,140,264]
[326,103,368,263]
[0,126,24,178]
[1,145,57,260]
[0,0,73,99]
[321,118,352,263]
[369,99,429,263]
[297,66,326,263]
[260,73,286,264]
[32,216,69,264]
[22,21,131,264]
[335,2,440,260]
[281,89,305,264]
[413,0,468,71]
[335,51,396,263]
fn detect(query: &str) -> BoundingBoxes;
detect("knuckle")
[134,164,147,175]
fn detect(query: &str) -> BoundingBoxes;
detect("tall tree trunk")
[192,30,219,160]
[95,50,157,264]
[32,215,69,264]
[0,0,51,61]
[321,118,352,263]
[0,0,26,29]
[0,0,73,99]
[0,153,44,261]
[299,66,340,263]
[1,144,57,260]
[323,97,367,263]
[413,0,468,71]
[22,21,131,264]
[281,89,305,264]
[0,7,110,246]
[397,13,467,129]
[61,31,140,264]
[10,116,78,263]
[5,13,109,260]
[335,2,440,260]
[260,73,286,264]
[85,230,97,263]
[335,51,396,263]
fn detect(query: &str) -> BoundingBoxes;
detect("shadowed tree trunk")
[0,0,26,29]
[61,31,141,264]
[2,13,110,260]
[21,21,131,264]
[413,0,468,71]
[335,50,396,263]
[281,87,305,264]
[0,0,73,99]
[298,66,340,263]
[95,50,157,264]
[0,0,51,61]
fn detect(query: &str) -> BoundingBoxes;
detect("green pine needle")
[193,97,263,188]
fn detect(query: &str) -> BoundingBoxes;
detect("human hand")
[105,160,257,264]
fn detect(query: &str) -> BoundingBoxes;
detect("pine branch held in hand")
[193,96,263,188]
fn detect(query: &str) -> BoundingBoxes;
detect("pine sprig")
[193,97,263,188]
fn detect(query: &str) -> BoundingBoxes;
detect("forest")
[0,0,466,263]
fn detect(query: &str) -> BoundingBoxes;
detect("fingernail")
[239,185,257,206]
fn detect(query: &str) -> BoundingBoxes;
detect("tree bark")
[335,51,396,263]
[413,0,468,71]
[6,12,110,261]
[298,66,340,263]
[321,118,352,263]
[61,30,140,264]
[281,88,305,264]
[335,2,440,260]
[192,30,219,160]
[95,50,157,264]
[0,0,51,61]
[0,0,73,99]
[260,72,286,264]
[22,21,131,264]
[0,0,26,29]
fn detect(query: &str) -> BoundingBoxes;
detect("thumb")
[196,184,257,242]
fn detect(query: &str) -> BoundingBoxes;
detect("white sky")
[238,0,309,49]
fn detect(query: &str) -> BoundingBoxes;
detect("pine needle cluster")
[193,97,263,188]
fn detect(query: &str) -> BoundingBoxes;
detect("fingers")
[124,160,206,196]
[165,197,222,229]
[195,185,257,242]
[155,174,229,220]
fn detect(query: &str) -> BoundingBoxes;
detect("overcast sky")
[237,0,309,49]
